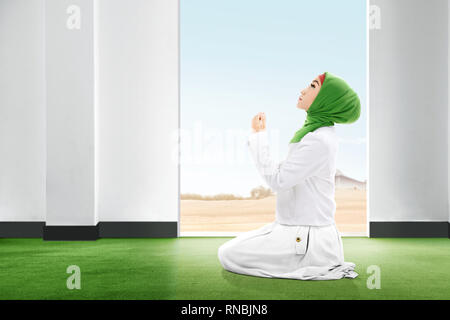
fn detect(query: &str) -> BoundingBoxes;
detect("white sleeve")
[247,130,328,192]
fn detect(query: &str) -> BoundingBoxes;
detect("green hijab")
[289,72,361,144]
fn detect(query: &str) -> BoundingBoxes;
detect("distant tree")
[250,185,274,199]
[180,193,245,200]
[180,185,274,201]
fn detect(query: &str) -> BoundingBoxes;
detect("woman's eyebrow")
[313,80,320,86]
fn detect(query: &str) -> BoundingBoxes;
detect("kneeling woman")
[218,72,360,280]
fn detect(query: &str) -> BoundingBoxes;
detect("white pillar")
[96,0,179,237]
[45,0,98,233]
[369,0,448,236]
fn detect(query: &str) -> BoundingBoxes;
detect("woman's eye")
[310,84,316,88]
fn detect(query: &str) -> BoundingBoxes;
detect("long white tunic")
[217,126,358,280]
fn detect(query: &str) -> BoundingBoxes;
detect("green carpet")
[0,237,449,300]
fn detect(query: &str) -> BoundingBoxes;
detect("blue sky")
[181,0,367,197]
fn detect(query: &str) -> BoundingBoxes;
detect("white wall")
[0,0,179,225]
[1,0,448,228]
[0,0,46,222]
[96,0,179,222]
[370,0,448,222]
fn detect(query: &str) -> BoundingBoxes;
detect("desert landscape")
[180,188,366,234]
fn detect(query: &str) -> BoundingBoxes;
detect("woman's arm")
[247,131,328,193]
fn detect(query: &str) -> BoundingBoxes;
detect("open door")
[180,0,367,236]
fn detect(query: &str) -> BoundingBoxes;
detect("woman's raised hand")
[251,112,266,133]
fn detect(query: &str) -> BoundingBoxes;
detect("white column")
[369,0,448,223]
[448,0,450,227]
[45,0,98,226]
[96,0,179,225]
[0,0,46,223]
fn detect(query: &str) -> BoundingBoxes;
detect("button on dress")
[217,126,358,280]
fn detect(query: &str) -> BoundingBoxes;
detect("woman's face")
[297,76,322,111]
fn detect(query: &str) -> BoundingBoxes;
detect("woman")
[217,72,360,280]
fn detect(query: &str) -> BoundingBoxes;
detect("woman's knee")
[217,242,234,269]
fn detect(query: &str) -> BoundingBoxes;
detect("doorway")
[180,0,367,236]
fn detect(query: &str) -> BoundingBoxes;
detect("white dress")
[217,126,358,280]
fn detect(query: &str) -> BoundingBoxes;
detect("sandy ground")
[180,189,366,233]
